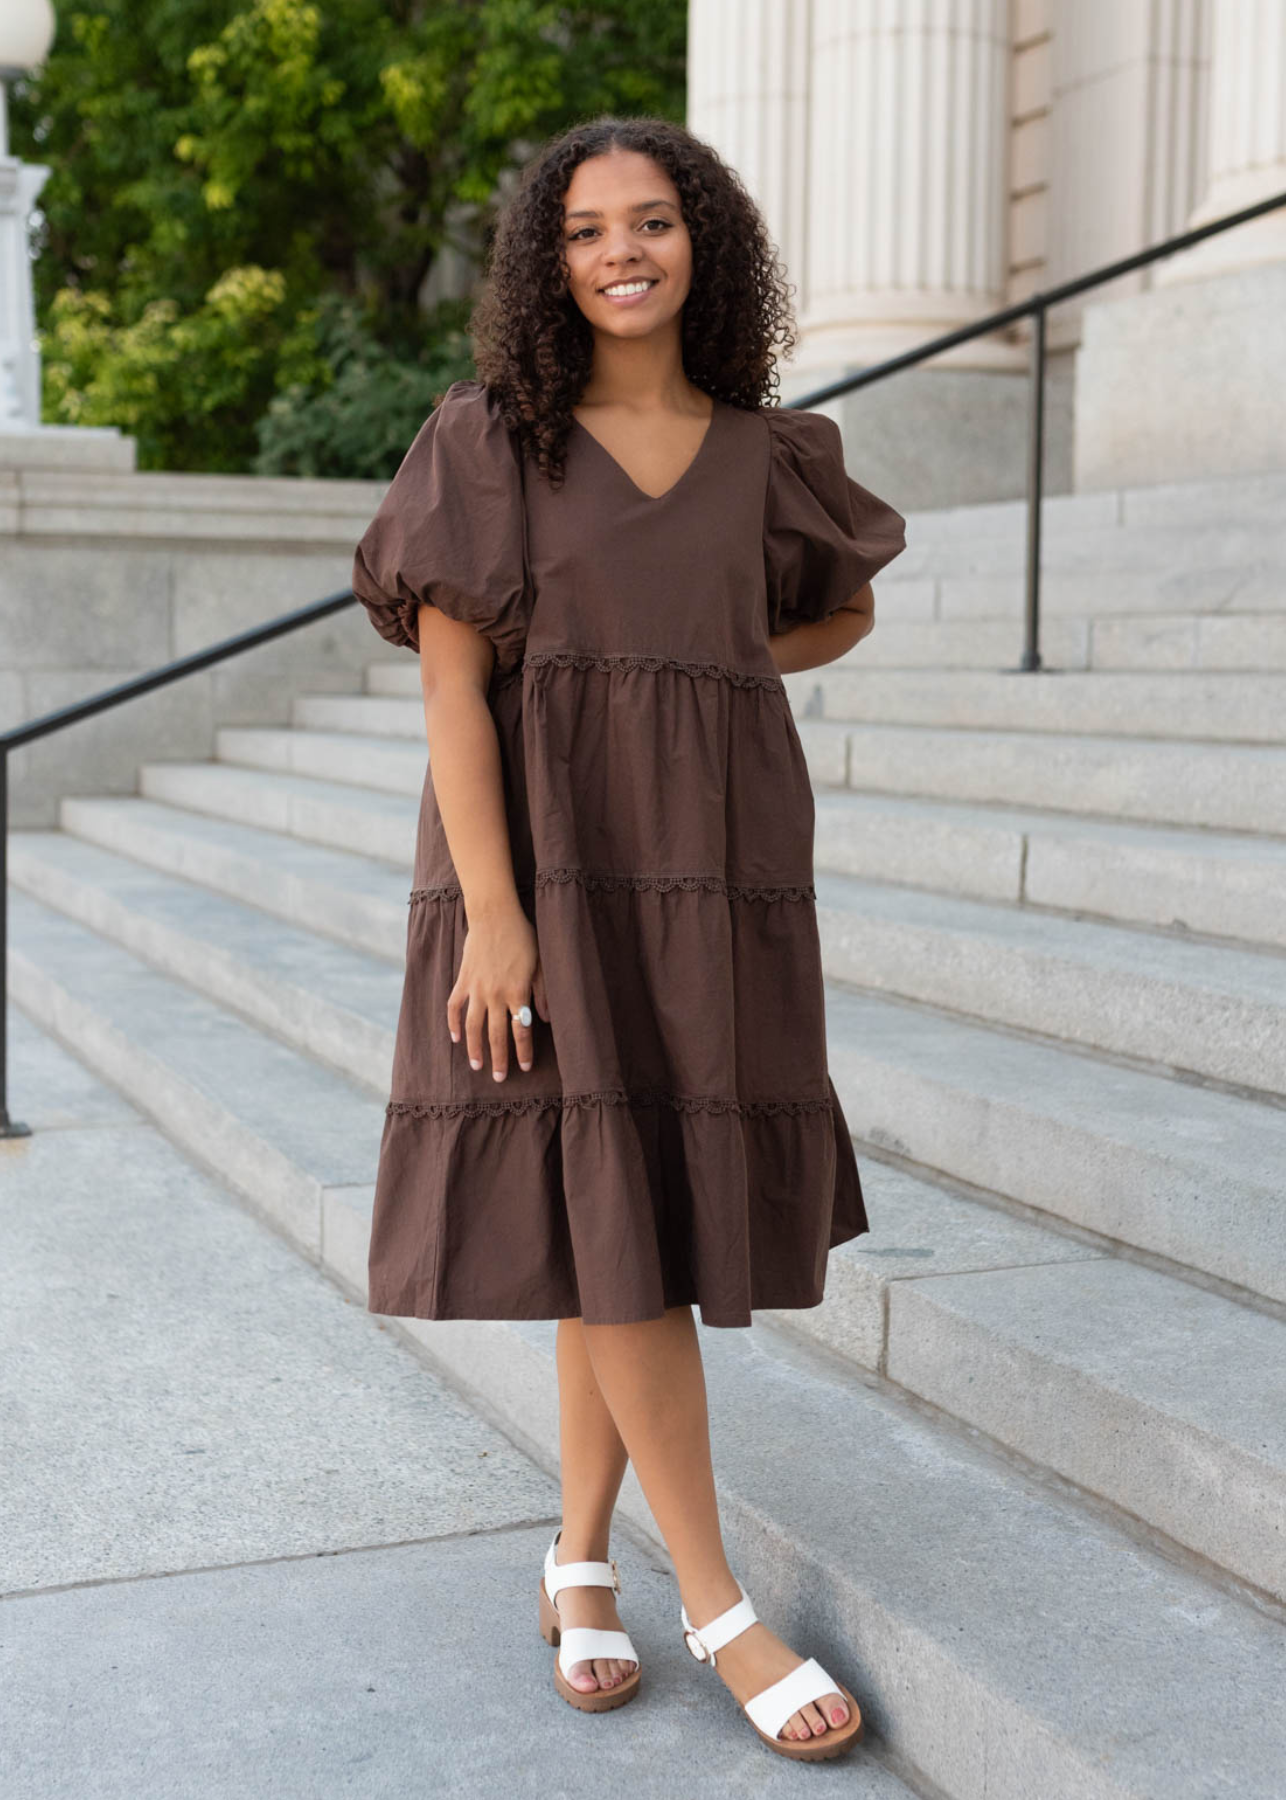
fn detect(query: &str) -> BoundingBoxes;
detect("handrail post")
[1,745,32,1138]
[1019,301,1047,673]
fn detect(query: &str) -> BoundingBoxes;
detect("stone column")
[686,0,812,310]
[1161,0,1286,280]
[686,0,1028,504]
[800,0,1017,370]
[1045,0,1210,324]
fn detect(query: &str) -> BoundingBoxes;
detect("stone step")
[138,756,419,862]
[10,887,1284,1799]
[19,810,1285,1305]
[1111,467,1286,530]
[869,614,1286,673]
[812,789,1286,948]
[214,723,425,793]
[55,794,409,959]
[800,719,1286,834]
[288,691,1286,843]
[132,754,1286,954]
[62,788,1286,1094]
[822,984,1286,1308]
[52,790,1286,1097]
[893,564,1286,624]
[292,692,426,739]
[903,466,1286,541]
[326,666,1286,754]
[890,514,1286,586]
[6,827,403,1091]
[772,1168,1286,1604]
[21,810,1285,1305]
[1079,612,1286,672]
[790,668,1286,744]
[846,612,1286,673]
[814,869,1286,1099]
[7,888,384,1257]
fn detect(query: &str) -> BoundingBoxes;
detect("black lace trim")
[408,881,532,905]
[387,1088,835,1121]
[536,868,815,901]
[523,650,786,692]
[408,870,815,905]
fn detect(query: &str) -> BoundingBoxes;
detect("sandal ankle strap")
[680,1580,758,1667]
[544,1529,621,1608]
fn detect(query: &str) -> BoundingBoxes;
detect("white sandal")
[680,1579,864,1759]
[538,1528,641,1711]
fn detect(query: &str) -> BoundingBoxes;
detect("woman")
[350,115,906,1762]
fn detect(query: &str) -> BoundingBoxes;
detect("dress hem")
[366,1220,870,1331]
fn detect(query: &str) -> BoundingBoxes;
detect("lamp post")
[0,0,56,431]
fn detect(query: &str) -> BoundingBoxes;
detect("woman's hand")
[447,901,551,1081]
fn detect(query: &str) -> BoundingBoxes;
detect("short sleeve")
[762,407,907,636]
[350,378,530,671]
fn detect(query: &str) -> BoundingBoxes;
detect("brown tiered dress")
[351,378,906,1328]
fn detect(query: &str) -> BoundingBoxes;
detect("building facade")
[688,0,1286,505]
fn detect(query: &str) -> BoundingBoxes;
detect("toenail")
[831,1707,845,1724]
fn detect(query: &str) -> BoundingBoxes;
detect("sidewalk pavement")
[1,1006,908,1798]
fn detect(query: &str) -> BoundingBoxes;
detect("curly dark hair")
[468,114,798,487]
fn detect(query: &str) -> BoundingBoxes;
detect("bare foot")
[552,1543,638,1694]
[686,1584,851,1743]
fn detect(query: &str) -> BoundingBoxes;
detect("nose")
[599,221,645,261]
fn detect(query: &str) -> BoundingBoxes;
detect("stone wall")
[1,435,402,829]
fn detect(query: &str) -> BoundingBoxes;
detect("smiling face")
[560,147,693,339]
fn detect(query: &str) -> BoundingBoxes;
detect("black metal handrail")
[4,186,1286,1135]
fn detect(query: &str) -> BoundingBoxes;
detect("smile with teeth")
[600,278,658,297]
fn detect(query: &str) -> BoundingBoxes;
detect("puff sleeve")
[350,378,531,672]
[762,407,907,636]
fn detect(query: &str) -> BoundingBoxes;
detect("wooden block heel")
[539,1529,641,1712]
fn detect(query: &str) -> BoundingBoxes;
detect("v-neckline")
[571,395,722,503]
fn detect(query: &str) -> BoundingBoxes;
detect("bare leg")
[550,1316,638,1694]
[580,1305,851,1744]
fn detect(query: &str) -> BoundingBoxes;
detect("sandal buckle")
[610,1557,621,1593]
[683,1625,711,1663]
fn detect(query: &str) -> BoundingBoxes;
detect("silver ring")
[510,1003,533,1027]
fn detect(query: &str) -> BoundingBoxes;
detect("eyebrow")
[564,198,678,221]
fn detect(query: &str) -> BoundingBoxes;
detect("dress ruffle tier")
[351,379,905,1328]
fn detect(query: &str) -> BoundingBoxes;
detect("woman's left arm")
[769,581,875,674]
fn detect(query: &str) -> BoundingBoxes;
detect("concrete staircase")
[9,464,1286,1799]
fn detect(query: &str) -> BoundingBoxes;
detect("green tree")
[8,0,686,475]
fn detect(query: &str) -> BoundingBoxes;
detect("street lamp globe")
[0,1,56,76]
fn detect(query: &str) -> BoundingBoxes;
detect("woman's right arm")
[416,600,548,1083]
